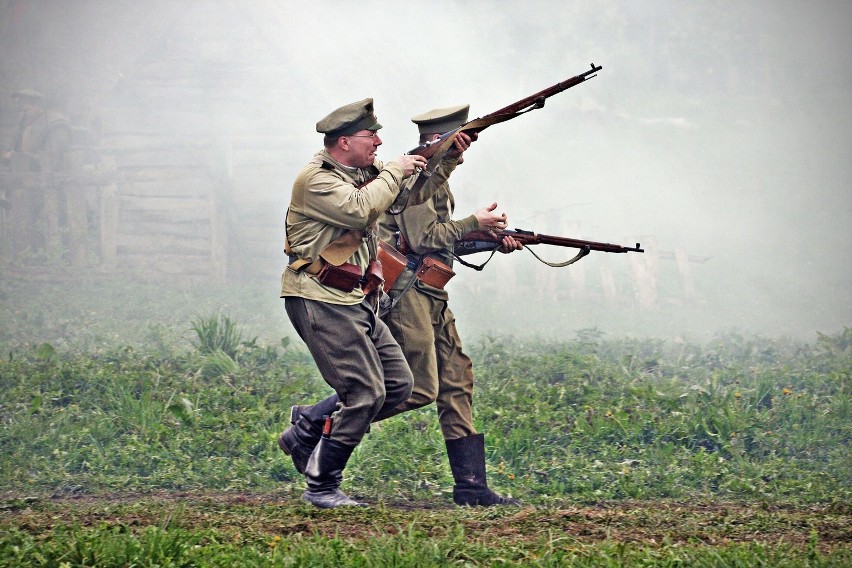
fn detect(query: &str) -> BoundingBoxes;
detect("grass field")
[0,277,849,565]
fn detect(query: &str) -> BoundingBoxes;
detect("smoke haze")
[1,0,849,342]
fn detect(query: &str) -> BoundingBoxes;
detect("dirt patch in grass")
[2,490,849,553]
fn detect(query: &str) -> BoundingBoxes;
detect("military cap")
[411,104,470,135]
[12,88,44,101]
[316,98,382,137]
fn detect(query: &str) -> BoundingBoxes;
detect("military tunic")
[281,149,404,304]
[11,109,71,172]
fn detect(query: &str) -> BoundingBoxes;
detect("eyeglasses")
[347,132,378,139]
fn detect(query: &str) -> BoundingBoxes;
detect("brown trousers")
[380,288,476,440]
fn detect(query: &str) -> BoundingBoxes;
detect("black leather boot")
[303,436,365,508]
[446,433,521,506]
[277,396,338,474]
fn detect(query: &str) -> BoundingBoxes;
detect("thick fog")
[1,0,849,341]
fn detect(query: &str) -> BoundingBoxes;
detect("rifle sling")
[451,243,591,271]
[451,246,500,272]
[525,244,591,267]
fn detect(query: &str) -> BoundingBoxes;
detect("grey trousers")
[284,296,413,446]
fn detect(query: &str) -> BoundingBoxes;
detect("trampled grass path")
[3,490,849,553]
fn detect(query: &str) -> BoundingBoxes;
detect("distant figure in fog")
[1,89,79,264]
[4,89,72,172]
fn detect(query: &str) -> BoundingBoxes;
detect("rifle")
[454,228,643,271]
[388,63,603,211]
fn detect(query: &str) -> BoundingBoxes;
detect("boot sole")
[454,489,521,507]
[302,490,367,508]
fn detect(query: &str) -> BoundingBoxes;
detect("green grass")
[0,275,849,564]
[2,328,848,502]
[1,496,849,566]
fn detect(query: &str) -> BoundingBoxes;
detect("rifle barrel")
[535,234,642,253]
[485,63,602,118]
[500,228,643,254]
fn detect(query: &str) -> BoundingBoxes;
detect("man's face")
[340,130,382,168]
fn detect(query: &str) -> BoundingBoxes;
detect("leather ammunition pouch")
[415,256,455,289]
[377,240,455,291]
[361,259,384,296]
[376,240,408,290]
[316,261,362,292]
[308,258,383,295]
[286,211,380,293]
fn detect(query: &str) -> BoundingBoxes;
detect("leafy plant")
[190,312,252,359]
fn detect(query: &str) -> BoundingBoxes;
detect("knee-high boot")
[277,395,339,473]
[302,436,365,508]
[446,433,521,506]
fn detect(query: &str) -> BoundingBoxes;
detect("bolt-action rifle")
[388,63,603,211]
[454,228,643,271]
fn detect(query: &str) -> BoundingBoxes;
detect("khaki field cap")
[411,104,470,135]
[316,98,382,137]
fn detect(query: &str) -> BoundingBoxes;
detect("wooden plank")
[122,178,212,198]
[117,220,210,238]
[99,107,210,134]
[116,233,210,255]
[119,215,209,230]
[106,148,214,168]
[115,253,211,275]
[122,167,208,182]
[118,196,211,220]
[64,184,89,266]
[209,190,227,282]
[98,158,119,268]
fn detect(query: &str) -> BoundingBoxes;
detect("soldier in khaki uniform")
[3,89,71,171]
[2,89,73,257]
[280,105,522,506]
[279,98,429,508]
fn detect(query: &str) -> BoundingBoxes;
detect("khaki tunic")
[14,110,71,155]
[10,110,72,172]
[377,160,482,440]
[280,149,404,304]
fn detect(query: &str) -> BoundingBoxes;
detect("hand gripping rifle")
[388,63,603,212]
[453,228,643,271]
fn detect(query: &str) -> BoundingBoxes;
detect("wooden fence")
[0,163,218,278]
